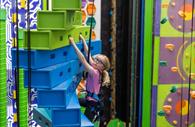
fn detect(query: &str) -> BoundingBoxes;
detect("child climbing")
[69,35,111,125]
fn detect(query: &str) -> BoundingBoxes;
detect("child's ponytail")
[102,70,110,87]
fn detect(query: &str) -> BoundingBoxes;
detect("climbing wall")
[11,0,102,126]
[0,8,7,127]
[1,0,101,126]
[152,0,195,126]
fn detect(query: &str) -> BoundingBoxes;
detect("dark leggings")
[79,98,99,122]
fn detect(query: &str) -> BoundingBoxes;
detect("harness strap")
[87,91,100,101]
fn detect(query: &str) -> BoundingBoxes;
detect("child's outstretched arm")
[69,37,94,73]
[79,35,94,64]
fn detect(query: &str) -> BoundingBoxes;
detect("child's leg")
[79,98,88,107]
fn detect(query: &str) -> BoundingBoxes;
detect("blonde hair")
[94,54,111,87]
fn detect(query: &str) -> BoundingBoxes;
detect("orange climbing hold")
[82,10,87,23]
[167,98,172,103]
[163,105,172,112]
[171,2,176,7]
[171,67,178,72]
[165,44,175,51]
[190,91,195,99]
[92,31,96,40]
[87,3,96,16]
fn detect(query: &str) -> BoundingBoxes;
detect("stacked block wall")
[0,9,7,127]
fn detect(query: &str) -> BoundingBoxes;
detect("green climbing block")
[0,9,7,127]
[63,25,90,44]
[23,26,90,50]
[19,29,24,40]
[37,11,82,30]
[0,9,6,20]
[73,11,82,25]
[37,11,73,30]
[52,0,82,11]
[18,68,28,127]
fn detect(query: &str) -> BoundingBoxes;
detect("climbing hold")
[178,25,182,30]
[171,2,176,7]
[167,98,172,103]
[163,105,172,112]
[171,67,178,72]
[177,89,181,95]
[178,10,186,18]
[165,44,175,51]
[161,17,168,24]
[173,120,178,125]
[157,110,165,116]
[185,53,190,58]
[169,15,174,20]
[109,10,113,16]
[165,110,171,115]
[190,73,195,79]
[13,113,17,122]
[160,61,167,66]
[185,65,189,71]
[20,0,26,8]
[185,121,189,125]
[190,91,195,99]
[170,86,177,93]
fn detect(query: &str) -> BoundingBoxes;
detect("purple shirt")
[86,69,101,101]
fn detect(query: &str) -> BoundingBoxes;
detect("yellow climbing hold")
[178,25,182,30]
[173,120,178,125]
[178,10,186,18]
[21,0,26,8]
[14,113,17,122]
[190,73,195,79]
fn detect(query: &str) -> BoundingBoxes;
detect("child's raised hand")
[79,34,84,41]
[69,37,74,44]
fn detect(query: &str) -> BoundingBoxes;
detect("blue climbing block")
[37,74,82,108]
[24,60,83,88]
[33,107,52,127]
[12,40,102,69]
[81,113,94,127]
[34,94,81,126]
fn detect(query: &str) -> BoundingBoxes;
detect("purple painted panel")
[151,86,157,127]
[159,37,195,84]
[163,87,195,126]
[154,0,161,36]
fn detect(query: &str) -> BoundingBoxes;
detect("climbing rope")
[15,0,20,125]
[187,0,195,126]
[26,0,32,126]
[87,0,95,63]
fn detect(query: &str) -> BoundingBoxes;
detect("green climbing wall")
[18,29,28,127]
[0,9,7,126]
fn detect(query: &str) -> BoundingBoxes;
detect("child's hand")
[69,37,74,44]
[79,34,84,41]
